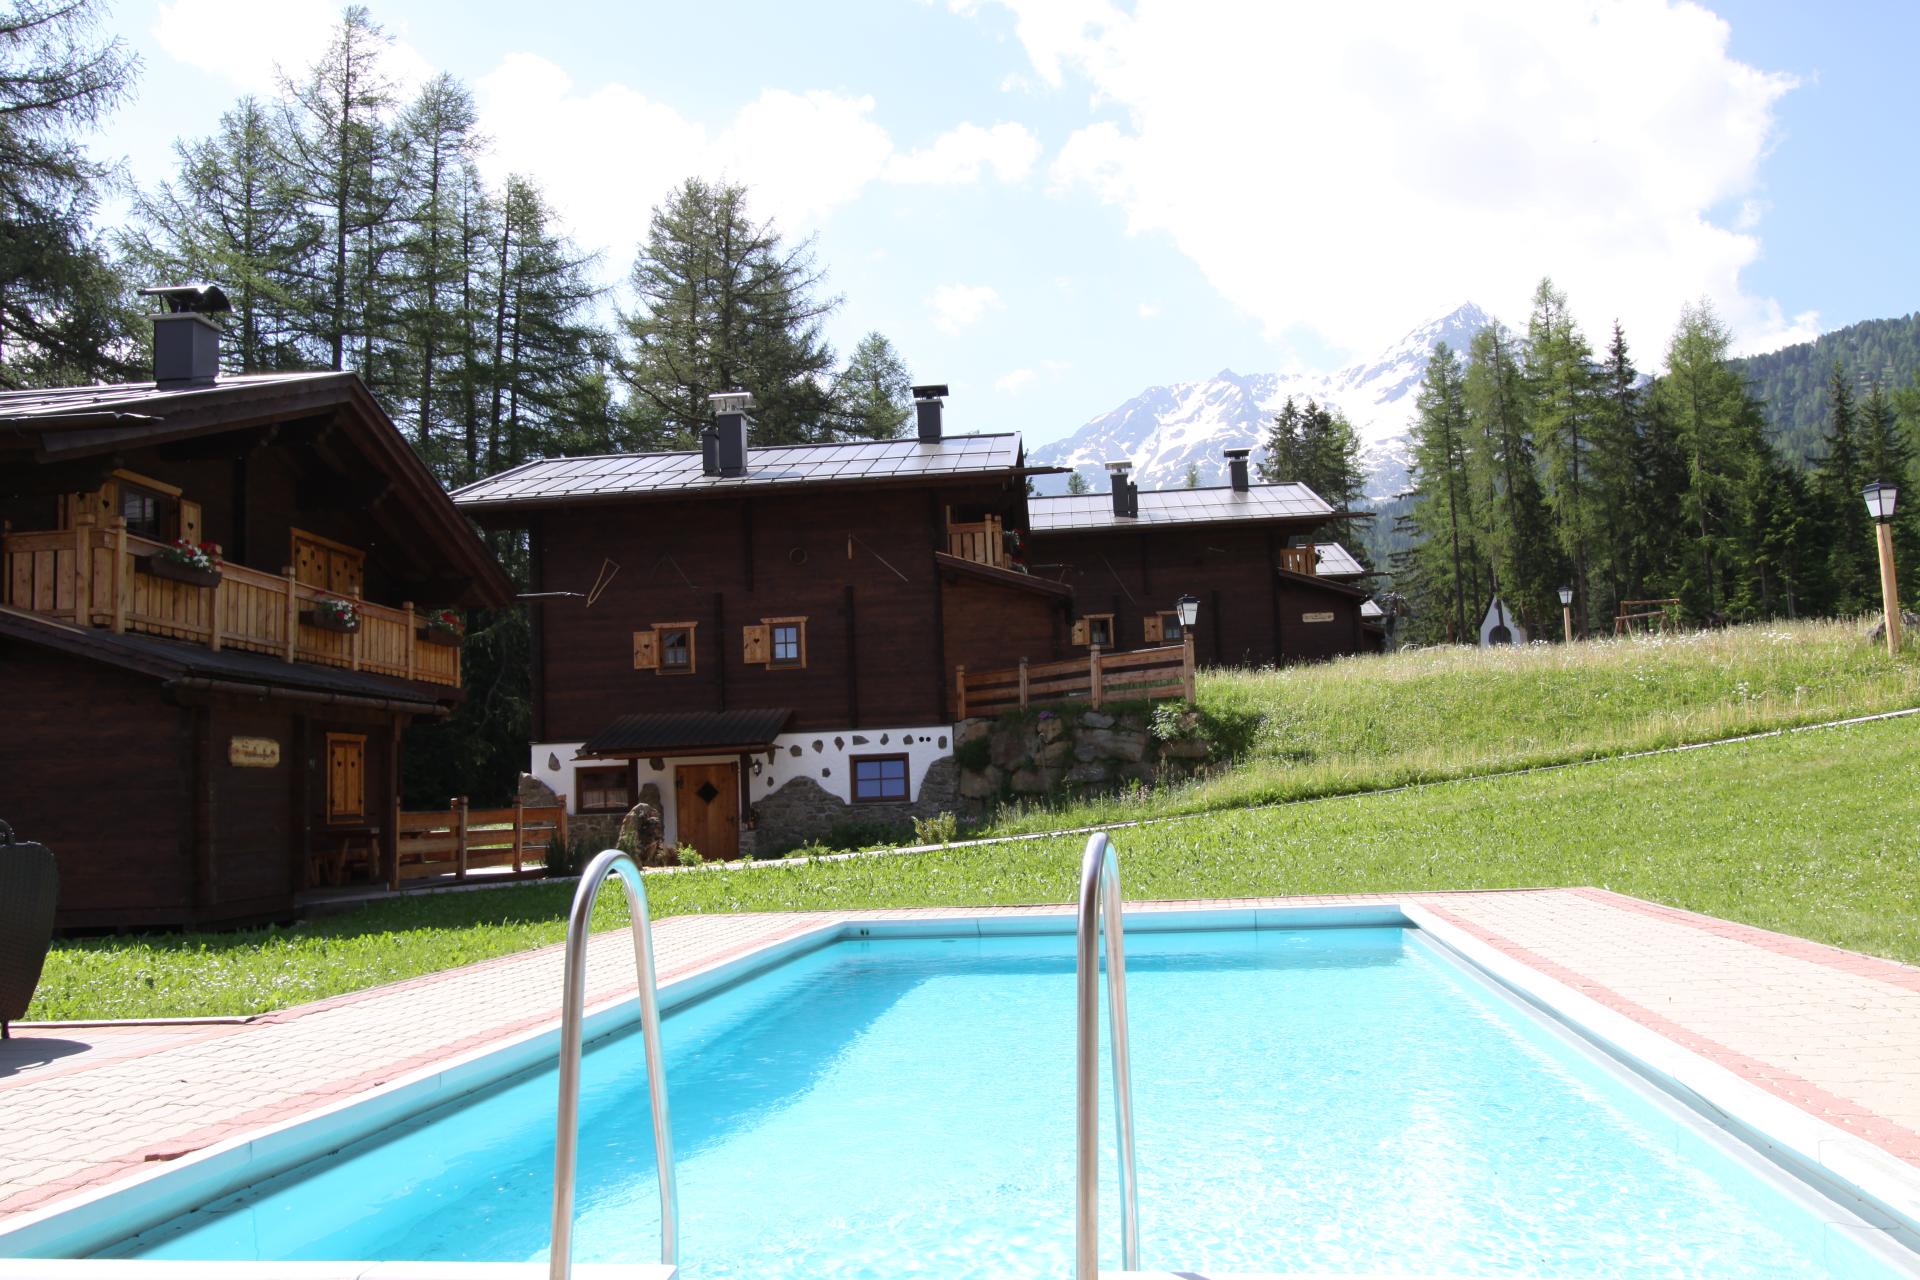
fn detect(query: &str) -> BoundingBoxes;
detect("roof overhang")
[933,551,1075,599]
[1275,567,1371,598]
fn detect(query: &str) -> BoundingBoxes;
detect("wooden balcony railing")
[2,519,461,689]
[1278,545,1316,576]
[948,515,1005,569]
[952,637,1195,719]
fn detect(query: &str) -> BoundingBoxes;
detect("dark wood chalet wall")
[939,572,1068,685]
[1030,524,1363,666]
[533,481,1019,738]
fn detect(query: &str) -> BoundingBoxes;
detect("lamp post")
[1865,481,1901,656]
[1175,594,1200,633]
[1175,594,1200,702]
[1557,585,1574,644]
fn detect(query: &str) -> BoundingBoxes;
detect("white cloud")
[1137,302,1160,319]
[153,0,434,97]
[980,0,1802,359]
[886,122,1042,184]
[995,368,1038,393]
[928,284,1004,334]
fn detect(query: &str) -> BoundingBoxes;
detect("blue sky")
[92,1,1918,448]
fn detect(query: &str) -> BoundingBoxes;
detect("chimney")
[1224,447,1251,492]
[138,283,231,388]
[1105,460,1138,518]
[708,389,754,477]
[700,426,720,477]
[912,383,948,442]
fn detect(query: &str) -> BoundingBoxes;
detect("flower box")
[418,608,464,647]
[301,606,360,634]
[137,555,222,588]
[417,626,462,648]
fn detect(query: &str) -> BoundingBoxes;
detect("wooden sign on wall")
[1301,611,1336,624]
[229,736,282,768]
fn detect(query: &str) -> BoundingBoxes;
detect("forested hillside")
[1735,314,1920,464]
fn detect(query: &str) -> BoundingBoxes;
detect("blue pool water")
[99,926,1910,1277]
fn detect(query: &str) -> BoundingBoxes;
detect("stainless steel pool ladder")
[549,848,678,1280]
[1077,831,1141,1279]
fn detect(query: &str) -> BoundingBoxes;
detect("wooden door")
[674,762,738,860]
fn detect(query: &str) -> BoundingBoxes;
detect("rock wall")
[954,705,1213,806]
[750,755,962,855]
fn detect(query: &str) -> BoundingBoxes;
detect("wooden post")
[209,575,224,652]
[454,795,470,880]
[70,517,90,624]
[1182,632,1197,704]
[403,601,416,682]
[955,665,967,720]
[283,567,299,662]
[511,797,525,873]
[388,718,403,892]
[110,517,128,634]
[1018,657,1029,709]
[1090,644,1103,709]
[1878,521,1902,657]
[349,587,363,671]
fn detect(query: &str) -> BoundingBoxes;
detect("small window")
[657,622,696,674]
[577,766,633,813]
[852,754,910,803]
[769,617,806,668]
[119,481,176,541]
[1157,612,1184,642]
[1073,614,1115,648]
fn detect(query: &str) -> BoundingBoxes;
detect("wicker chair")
[0,820,59,1039]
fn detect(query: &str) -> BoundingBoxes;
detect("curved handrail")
[549,848,678,1279]
[1076,831,1140,1278]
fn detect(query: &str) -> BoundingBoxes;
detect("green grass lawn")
[31,711,1920,1021]
[976,617,1920,835]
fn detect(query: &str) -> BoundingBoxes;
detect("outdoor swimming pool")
[66,922,1915,1278]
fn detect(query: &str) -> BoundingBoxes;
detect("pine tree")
[1857,380,1918,574]
[1258,395,1365,545]
[1586,321,1644,624]
[1182,462,1200,489]
[1525,279,1599,632]
[1404,341,1479,641]
[1657,302,1757,619]
[0,0,140,386]
[831,331,911,439]
[1464,325,1558,628]
[1812,359,1872,612]
[1066,471,1091,495]
[619,178,839,447]
[123,97,315,372]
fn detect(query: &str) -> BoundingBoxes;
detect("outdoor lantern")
[1557,585,1574,606]
[1865,481,1899,524]
[1176,594,1200,628]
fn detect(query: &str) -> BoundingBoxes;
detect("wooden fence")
[2,520,460,688]
[392,797,567,888]
[953,637,1195,719]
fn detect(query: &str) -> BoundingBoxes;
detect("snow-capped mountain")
[1030,303,1505,500]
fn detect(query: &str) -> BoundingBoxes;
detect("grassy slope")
[31,713,1920,1020]
[978,618,1920,834]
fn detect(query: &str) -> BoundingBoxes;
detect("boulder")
[1159,737,1211,760]
[1080,711,1115,729]
[1865,611,1920,645]
[1065,761,1109,785]
[1076,728,1149,762]
[615,802,667,865]
[1035,713,1066,743]
[516,772,561,808]
[989,729,1028,770]
[1037,738,1075,767]
[959,766,1004,800]
[955,718,993,746]
[1009,767,1055,794]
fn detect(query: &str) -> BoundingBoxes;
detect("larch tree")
[1525,278,1599,632]
[1812,359,1872,613]
[1404,341,1479,641]
[1657,301,1762,619]
[0,0,139,386]
[1464,324,1558,628]
[831,330,911,439]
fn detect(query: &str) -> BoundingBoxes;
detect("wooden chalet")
[451,387,1070,857]
[1026,448,1379,664]
[0,288,512,928]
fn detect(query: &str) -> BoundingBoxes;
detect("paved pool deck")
[3,887,1918,1226]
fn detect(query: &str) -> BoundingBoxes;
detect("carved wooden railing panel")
[947,515,1006,569]
[1278,545,1316,576]
[2,522,461,689]
[952,637,1195,719]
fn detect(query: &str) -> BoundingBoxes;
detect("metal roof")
[578,708,795,757]
[1314,542,1367,578]
[1360,598,1385,619]
[1028,483,1333,533]
[451,433,1025,511]
[0,371,346,424]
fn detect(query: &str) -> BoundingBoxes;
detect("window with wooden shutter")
[633,629,659,669]
[657,622,696,673]
[1142,615,1163,644]
[1071,617,1089,645]
[1073,615,1114,648]
[178,499,203,545]
[766,617,806,668]
[742,623,770,664]
[326,733,367,822]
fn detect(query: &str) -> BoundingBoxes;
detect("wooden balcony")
[2,520,461,689]
[1278,545,1316,576]
[947,514,1006,569]
[952,638,1195,719]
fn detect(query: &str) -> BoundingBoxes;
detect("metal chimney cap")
[911,383,949,400]
[138,283,231,315]
[1222,447,1252,460]
[1103,460,1133,473]
[708,389,755,413]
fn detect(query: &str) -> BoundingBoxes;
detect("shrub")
[912,811,958,845]
[953,735,993,771]
[676,845,704,868]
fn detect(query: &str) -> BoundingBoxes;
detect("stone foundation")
[750,756,962,855]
